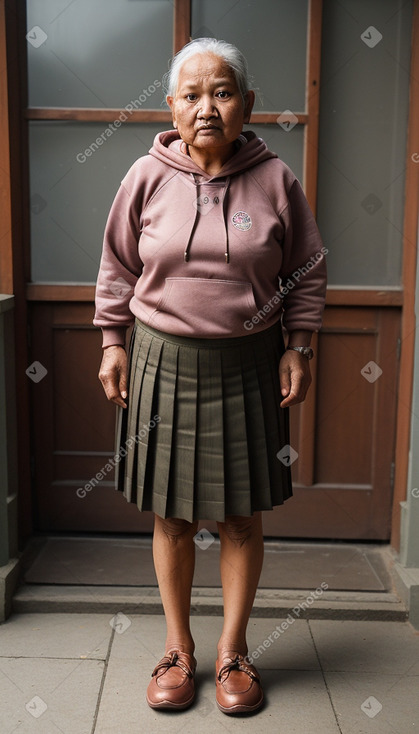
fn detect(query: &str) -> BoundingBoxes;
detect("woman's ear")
[166,95,177,128]
[243,90,255,124]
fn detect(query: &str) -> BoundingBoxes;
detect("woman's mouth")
[197,124,220,131]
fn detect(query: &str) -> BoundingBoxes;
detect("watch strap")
[286,346,314,360]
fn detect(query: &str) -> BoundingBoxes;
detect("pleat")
[149,340,179,518]
[166,345,198,522]
[115,324,146,498]
[255,328,292,504]
[123,326,150,501]
[194,347,225,520]
[221,346,252,517]
[135,336,164,514]
[240,341,272,511]
[114,404,127,493]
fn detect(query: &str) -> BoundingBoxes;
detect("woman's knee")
[154,515,198,543]
[218,513,261,546]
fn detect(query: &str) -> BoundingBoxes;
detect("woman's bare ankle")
[165,637,195,656]
[217,638,248,659]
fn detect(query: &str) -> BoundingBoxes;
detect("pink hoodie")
[94,130,327,347]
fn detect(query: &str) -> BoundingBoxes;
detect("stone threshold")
[12,583,407,621]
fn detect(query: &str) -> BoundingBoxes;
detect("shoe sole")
[216,694,264,715]
[146,693,195,711]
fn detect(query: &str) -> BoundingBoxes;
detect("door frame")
[0,0,32,545]
[391,0,419,549]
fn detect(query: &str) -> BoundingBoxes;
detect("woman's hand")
[279,350,312,408]
[98,346,128,408]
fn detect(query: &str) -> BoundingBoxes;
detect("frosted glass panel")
[29,122,166,282]
[27,0,171,108]
[317,0,413,286]
[191,0,308,112]
[245,124,304,184]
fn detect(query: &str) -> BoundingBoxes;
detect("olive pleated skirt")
[115,319,292,522]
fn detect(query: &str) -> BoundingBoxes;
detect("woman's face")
[167,53,254,158]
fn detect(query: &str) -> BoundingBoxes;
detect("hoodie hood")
[149,129,277,179]
[148,130,277,263]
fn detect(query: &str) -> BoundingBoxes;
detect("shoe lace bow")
[217,654,260,683]
[151,651,193,679]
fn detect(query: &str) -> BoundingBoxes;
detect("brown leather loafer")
[215,653,263,714]
[146,650,196,710]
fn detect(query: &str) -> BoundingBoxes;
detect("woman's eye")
[216,91,230,98]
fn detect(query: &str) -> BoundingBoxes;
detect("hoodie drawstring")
[222,176,231,263]
[184,180,201,262]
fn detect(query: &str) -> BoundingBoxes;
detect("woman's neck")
[186,142,236,176]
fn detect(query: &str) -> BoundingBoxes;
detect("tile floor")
[0,612,418,734]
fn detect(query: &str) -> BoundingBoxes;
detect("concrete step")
[12,583,408,621]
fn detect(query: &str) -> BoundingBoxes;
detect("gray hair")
[164,38,251,102]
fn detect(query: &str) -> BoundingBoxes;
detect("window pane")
[29,122,166,282]
[26,0,171,108]
[191,0,308,112]
[245,124,304,184]
[317,0,413,286]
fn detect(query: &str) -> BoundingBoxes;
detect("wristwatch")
[286,346,314,360]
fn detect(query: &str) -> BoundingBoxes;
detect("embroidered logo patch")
[232,211,252,231]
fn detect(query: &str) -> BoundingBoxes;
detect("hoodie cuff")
[101,326,127,349]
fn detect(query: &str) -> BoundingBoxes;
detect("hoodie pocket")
[149,277,264,335]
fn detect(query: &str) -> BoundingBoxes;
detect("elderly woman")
[94,38,326,715]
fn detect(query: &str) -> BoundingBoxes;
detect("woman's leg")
[216,512,264,656]
[152,514,198,655]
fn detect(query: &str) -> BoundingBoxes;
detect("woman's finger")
[118,363,128,405]
[98,347,127,408]
[279,352,311,408]
[279,362,291,398]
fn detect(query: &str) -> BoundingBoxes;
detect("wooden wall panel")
[315,331,376,485]
[266,306,400,540]
[53,329,115,453]
[28,303,146,532]
[39,486,154,533]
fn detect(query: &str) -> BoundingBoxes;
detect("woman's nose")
[198,96,217,118]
